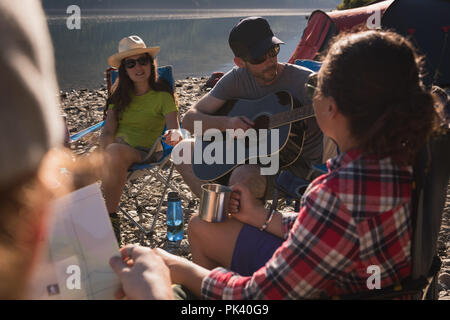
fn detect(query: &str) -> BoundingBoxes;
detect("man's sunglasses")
[305,72,318,101]
[246,44,280,65]
[124,55,150,69]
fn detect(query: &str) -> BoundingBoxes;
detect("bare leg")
[101,143,142,213]
[188,213,244,269]
[228,164,267,200]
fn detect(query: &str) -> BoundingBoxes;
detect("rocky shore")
[61,77,450,299]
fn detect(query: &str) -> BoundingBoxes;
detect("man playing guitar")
[176,17,324,201]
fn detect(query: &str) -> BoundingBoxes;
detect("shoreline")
[61,79,450,300]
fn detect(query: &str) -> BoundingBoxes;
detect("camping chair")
[338,129,450,300]
[70,65,189,242]
[294,59,322,72]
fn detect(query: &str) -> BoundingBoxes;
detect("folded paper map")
[28,183,121,299]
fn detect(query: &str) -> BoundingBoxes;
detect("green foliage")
[337,0,375,10]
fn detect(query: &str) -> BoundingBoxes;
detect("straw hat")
[108,35,160,68]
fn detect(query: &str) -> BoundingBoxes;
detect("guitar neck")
[269,107,315,128]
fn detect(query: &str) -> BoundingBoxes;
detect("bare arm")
[164,111,180,130]
[155,248,210,298]
[99,109,118,150]
[182,93,254,134]
[163,111,182,146]
[182,94,228,133]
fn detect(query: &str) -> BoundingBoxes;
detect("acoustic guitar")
[192,91,315,181]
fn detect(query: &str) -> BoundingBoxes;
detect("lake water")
[46,9,313,90]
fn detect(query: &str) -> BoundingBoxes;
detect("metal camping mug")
[198,184,232,223]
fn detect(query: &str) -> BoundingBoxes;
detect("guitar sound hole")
[276,91,291,106]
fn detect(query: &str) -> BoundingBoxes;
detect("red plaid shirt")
[201,149,413,299]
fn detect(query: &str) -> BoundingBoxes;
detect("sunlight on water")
[46,9,314,90]
[47,8,313,23]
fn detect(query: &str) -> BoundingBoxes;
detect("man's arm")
[182,93,254,134]
[182,94,227,133]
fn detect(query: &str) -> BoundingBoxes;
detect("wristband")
[260,209,275,232]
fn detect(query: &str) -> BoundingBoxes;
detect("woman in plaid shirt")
[110,30,439,300]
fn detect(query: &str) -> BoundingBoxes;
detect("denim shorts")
[115,137,163,163]
[230,224,284,276]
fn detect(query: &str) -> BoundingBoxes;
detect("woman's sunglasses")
[305,72,318,101]
[246,44,280,65]
[124,55,150,69]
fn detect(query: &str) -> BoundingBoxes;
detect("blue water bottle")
[166,192,184,241]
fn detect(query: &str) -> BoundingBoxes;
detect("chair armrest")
[69,120,105,143]
[312,163,328,174]
[294,59,322,72]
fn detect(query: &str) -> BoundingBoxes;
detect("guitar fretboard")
[269,107,315,128]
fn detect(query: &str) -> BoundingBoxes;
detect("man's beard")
[258,64,278,84]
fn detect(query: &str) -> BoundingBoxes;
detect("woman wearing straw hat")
[100,35,181,244]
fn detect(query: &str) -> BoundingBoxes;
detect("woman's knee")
[229,165,266,198]
[229,165,261,184]
[104,143,139,169]
[105,143,122,160]
[187,213,203,242]
[188,213,226,247]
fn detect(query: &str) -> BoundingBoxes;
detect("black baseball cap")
[228,17,284,61]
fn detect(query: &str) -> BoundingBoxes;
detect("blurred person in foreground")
[0,0,173,300]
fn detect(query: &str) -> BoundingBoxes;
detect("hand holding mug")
[228,183,265,224]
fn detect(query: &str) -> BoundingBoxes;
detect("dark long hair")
[104,53,176,120]
[318,30,439,164]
